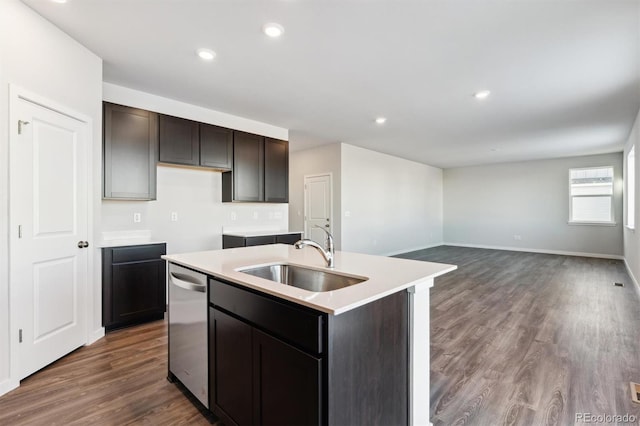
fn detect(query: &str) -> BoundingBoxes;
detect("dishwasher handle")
[170,272,207,293]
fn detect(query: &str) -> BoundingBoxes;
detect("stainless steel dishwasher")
[168,263,208,408]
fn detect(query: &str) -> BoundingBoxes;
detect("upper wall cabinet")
[224,131,264,202]
[265,138,289,203]
[159,115,233,170]
[222,132,289,203]
[200,123,233,169]
[159,114,199,166]
[103,102,158,200]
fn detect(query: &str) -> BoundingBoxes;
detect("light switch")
[171,212,178,222]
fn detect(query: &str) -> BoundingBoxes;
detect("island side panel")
[408,279,433,426]
[327,290,409,426]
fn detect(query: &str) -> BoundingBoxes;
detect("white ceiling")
[22,0,640,168]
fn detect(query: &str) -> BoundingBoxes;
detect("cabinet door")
[200,123,232,169]
[159,114,200,166]
[245,236,276,246]
[253,328,322,426]
[232,131,264,202]
[275,233,302,245]
[110,259,165,326]
[212,309,254,426]
[264,138,289,203]
[103,102,157,200]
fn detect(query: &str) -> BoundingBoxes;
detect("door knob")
[325,224,330,228]
[77,241,89,248]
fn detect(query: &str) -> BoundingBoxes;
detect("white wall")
[341,144,444,255]
[0,0,102,395]
[101,84,290,255]
[623,108,640,286]
[102,165,289,254]
[289,143,342,248]
[444,153,624,257]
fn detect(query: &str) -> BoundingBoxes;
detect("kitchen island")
[164,244,455,426]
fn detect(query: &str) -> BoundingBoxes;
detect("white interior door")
[304,174,332,243]
[10,91,89,380]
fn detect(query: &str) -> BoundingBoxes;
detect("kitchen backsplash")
[101,164,288,254]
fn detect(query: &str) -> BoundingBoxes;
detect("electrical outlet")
[170,212,178,222]
[274,211,283,220]
[514,235,522,241]
[133,213,141,223]
[345,211,351,217]
[253,211,258,220]
[230,212,237,221]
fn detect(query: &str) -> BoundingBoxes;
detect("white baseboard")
[623,259,640,297]
[0,378,19,398]
[385,242,444,257]
[87,327,105,345]
[442,242,624,260]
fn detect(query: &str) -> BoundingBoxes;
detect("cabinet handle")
[170,272,206,293]
[77,241,89,248]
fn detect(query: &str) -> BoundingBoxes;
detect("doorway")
[303,173,332,243]
[9,86,92,381]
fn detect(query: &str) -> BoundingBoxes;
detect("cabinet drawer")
[210,279,323,355]
[245,236,276,246]
[111,244,166,263]
[275,233,301,245]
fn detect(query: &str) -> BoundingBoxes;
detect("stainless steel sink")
[237,263,368,292]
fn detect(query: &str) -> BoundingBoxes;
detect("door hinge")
[18,225,22,239]
[19,329,22,343]
[18,120,30,135]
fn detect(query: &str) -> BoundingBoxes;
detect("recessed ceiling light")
[196,48,216,61]
[375,117,387,124]
[263,23,285,38]
[474,90,491,99]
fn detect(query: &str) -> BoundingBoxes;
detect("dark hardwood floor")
[0,319,220,426]
[399,245,640,426]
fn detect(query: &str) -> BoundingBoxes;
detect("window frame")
[568,165,616,226]
[627,146,635,230]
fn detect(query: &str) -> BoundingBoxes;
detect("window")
[569,166,614,224]
[628,146,635,229]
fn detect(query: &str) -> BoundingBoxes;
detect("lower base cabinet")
[210,308,322,426]
[102,243,166,331]
[208,278,408,426]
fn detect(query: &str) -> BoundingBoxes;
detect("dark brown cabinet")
[103,102,158,200]
[200,123,233,169]
[159,116,233,170]
[207,277,408,426]
[253,329,321,426]
[224,131,264,202]
[209,279,322,426]
[222,132,288,203]
[102,243,166,331]
[222,232,302,249]
[159,115,200,166]
[264,138,289,203]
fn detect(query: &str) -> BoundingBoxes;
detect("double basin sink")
[238,263,367,292]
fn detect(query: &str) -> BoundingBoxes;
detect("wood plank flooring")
[398,246,640,426]
[0,319,220,425]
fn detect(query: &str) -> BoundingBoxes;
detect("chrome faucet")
[294,226,335,268]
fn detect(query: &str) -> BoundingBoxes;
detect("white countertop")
[163,244,456,315]
[223,230,303,238]
[98,230,166,248]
